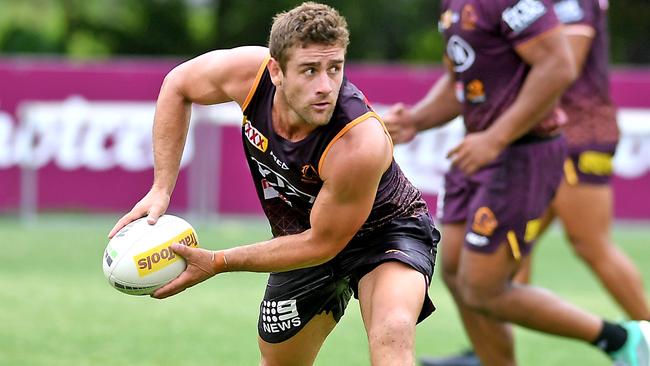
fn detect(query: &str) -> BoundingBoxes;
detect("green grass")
[1,214,648,365]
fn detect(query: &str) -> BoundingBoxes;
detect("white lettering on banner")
[0,99,648,183]
[0,96,193,171]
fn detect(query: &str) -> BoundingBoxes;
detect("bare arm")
[410,60,463,131]
[153,118,392,297]
[483,27,577,148]
[563,24,596,73]
[109,46,269,238]
[384,60,462,144]
[448,27,577,174]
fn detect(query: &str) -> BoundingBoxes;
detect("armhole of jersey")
[563,24,596,38]
[241,55,272,114]
[514,24,563,50]
[317,111,390,176]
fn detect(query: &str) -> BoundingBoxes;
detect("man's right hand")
[108,189,171,239]
[383,103,417,144]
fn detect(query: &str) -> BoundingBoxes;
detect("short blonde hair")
[269,2,349,70]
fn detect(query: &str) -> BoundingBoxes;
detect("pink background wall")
[0,60,648,219]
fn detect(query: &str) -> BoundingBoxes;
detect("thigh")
[458,239,520,301]
[553,180,613,244]
[440,222,466,278]
[258,265,352,344]
[258,313,337,366]
[357,261,426,332]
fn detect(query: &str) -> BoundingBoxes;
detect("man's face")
[278,44,345,127]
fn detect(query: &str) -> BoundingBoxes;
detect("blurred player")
[420,1,650,364]
[514,0,650,319]
[384,0,650,365]
[108,2,439,365]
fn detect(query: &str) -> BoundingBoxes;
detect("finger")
[146,204,165,225]
[151,275,189,299]
[170,243,192,258]
[108,212,138,238]
[388,103,405,115]
[446,144,461,160]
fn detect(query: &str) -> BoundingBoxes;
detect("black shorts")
[258,213,440,343]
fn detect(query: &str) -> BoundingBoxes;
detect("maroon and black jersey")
[240,56,427,239]
[439,0,561,133]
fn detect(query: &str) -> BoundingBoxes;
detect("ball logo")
[133,229,198,277]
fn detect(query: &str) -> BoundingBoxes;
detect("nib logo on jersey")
[261,300,301,334]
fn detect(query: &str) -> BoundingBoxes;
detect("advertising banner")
[1,60,648,219]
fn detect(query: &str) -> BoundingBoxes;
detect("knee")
[456,278,499,315]
[567,233,609,264]
[367,310,416,348]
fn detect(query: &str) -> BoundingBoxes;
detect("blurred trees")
[0,0,647,64]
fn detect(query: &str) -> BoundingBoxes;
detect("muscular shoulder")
[167,46,269,106]
[320,117,392,184]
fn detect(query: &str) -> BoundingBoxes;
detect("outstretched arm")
[108,46,269,238]
[153,118,393,298]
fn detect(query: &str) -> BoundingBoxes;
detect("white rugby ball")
[102,214,199,296]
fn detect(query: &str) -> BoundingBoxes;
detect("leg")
[458,241,603,340]
[553,180,650,320]
[441,223,515,366]
[258,313,337,366]
[357,261,426,366]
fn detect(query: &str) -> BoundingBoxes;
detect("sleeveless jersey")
[552,0,619,146]
[241,57,427,238]
[439,0,561,134]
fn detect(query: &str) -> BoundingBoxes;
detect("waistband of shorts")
[511,133,560,146]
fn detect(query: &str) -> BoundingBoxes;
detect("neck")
[272,93,318,142]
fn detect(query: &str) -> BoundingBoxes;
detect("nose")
[315,71,333,95]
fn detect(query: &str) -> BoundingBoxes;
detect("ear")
[268,57,283,87]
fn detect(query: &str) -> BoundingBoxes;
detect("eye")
[304,68,316,76]
[328,66,341,74]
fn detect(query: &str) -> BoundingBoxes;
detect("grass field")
[1,214,648,366]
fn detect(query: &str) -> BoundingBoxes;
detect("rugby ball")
[102,214,199,296]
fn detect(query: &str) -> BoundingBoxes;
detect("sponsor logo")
[243,119,268,152]
[261,300,302,334]
[466,79,486,103]
[465,232,490,246]
[554,0,584,23]
[300,164,320,184]
[385,249,412,258]
[133,229,198,276]
[461,4,478,30]
[471,207,498,236]
[438,10,459,31]
[0,97,195,171]
[252,157,317,207]
[270,151,289,170]
[447,35,475,72]
[502,0,547,33]
[579,151,613,176]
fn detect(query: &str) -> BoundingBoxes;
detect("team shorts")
[258,213,440,343]
[441,135,567,259]
[563,143,617,186]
